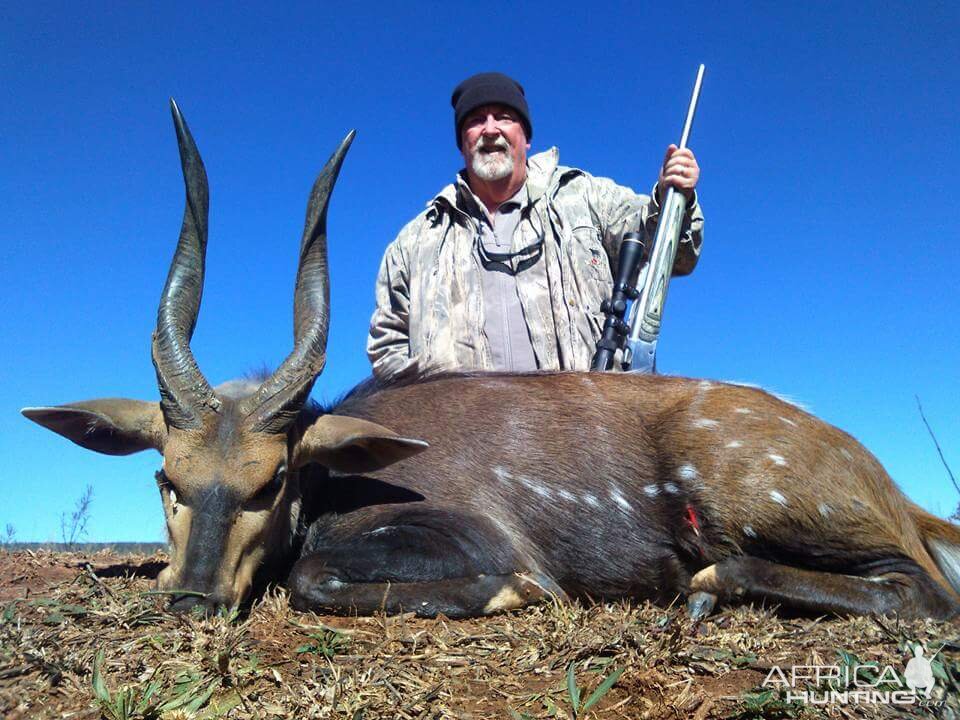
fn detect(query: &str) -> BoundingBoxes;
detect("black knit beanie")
[451,72,532,149]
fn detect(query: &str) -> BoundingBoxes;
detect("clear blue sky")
[2,2,957,542]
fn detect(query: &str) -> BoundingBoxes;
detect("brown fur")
[282,371,960,618]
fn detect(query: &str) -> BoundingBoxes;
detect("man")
[368,72,703,381]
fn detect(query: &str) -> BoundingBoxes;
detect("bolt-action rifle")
[590,65,705,373]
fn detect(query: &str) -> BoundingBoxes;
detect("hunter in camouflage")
[367,72,703,380]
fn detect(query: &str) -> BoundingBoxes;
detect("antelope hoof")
[690,563,721,593]
[686,591,717,620]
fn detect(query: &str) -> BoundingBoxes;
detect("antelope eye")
[155,470,179,507]
[270,466,286,492]
[253,466,286,502]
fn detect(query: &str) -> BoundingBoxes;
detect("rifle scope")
[590,232,645,371]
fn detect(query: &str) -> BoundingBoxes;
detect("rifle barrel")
[678,64,705,150]
[623,65,705,373]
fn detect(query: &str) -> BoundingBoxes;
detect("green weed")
[510,662,624,719]
[92,650,221,720]
[729,687,807,719]
[295,627,351,657]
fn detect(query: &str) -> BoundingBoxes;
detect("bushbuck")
[23,103,960,620]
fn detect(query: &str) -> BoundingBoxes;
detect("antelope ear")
[22,399,166,456]
[295,414,428,473]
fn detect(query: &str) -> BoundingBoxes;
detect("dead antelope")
[23,103,960,620]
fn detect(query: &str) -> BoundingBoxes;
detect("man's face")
[460,104,529,183]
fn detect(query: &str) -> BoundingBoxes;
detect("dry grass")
[1,550,958,719]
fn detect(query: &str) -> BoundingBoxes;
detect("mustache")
[473,136,510,152]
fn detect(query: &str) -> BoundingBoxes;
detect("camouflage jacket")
[367,147,704,380]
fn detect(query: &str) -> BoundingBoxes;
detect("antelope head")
[23,102,427,612]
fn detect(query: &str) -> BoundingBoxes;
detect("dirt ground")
[0,550,957,719]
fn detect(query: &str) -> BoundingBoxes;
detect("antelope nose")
[168,593,203,613]
[168,592,231,615]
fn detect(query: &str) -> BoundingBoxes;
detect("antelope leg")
[690,556,959,619]
[290,562,556,618]
[289,512,564,618]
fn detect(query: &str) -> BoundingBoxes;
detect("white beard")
[471,139,514,181]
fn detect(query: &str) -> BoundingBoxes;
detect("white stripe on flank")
[610,487,633,512]
[493,466,512,482]
[519,476,552,499]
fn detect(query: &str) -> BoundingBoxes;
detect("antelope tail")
[911,505,960,596]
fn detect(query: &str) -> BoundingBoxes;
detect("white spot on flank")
[662,482,680,494]
[643,484,660,497]
[779,416,798,427]
[734,407,752,414]
[767,453,788,466]
[693,418,720,429]
[558,489,576,502]
[743,526,757,538]
[610,487,633,512]
[520,476,552,499]
[769,490,789,506]
[493,466,512,482]
[583,493,600,508]
[818,503,832,517]
[726,440,743,449]
[677,464,699,481]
